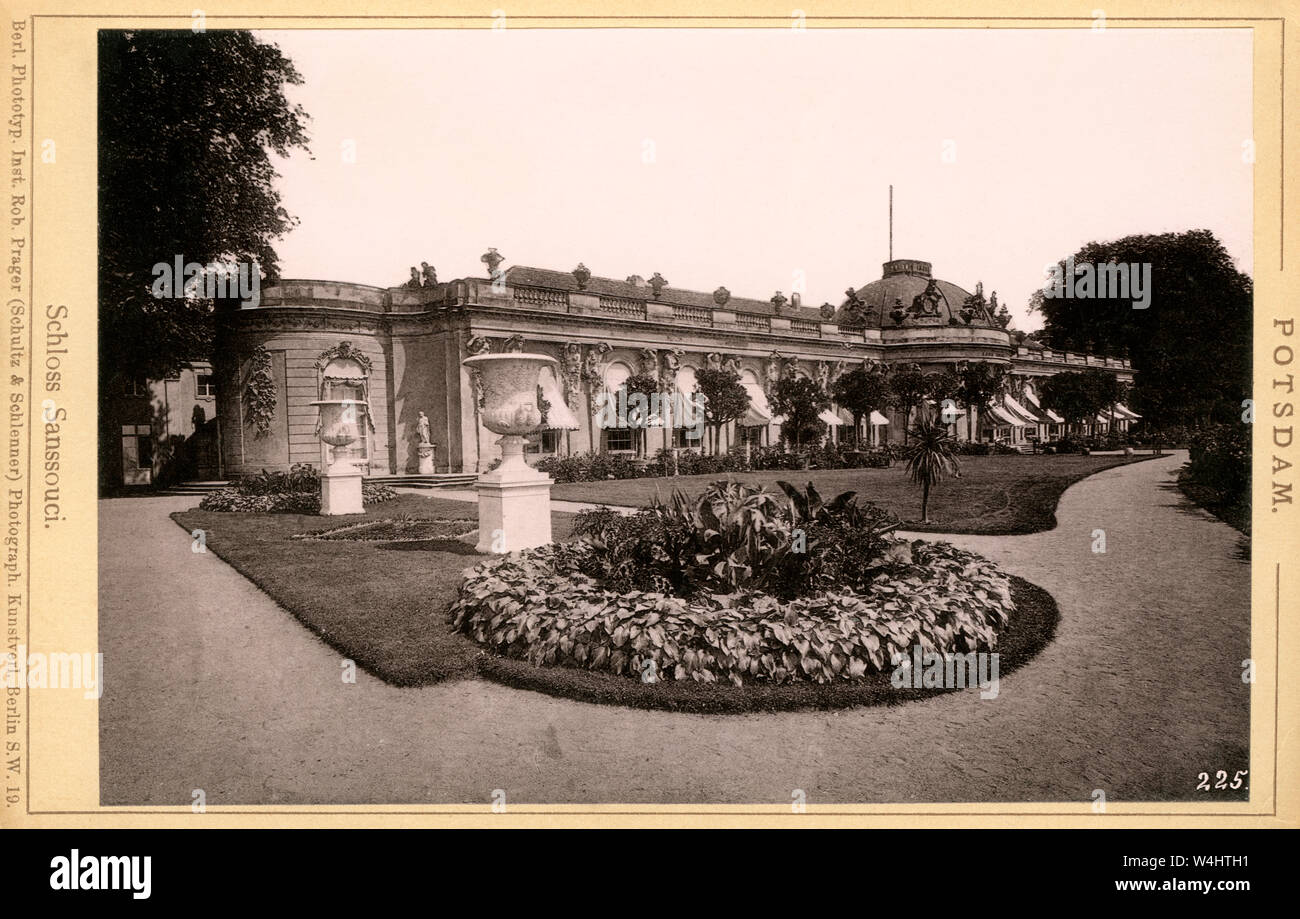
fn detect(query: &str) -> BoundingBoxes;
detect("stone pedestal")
[417,443,435,474]
[474,434,553,553]
[320,466,364,515]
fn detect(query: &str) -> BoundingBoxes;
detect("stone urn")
[462,352,559,552]
[311,399,361,470]
[464,353,556,474]
[310,399,364,514]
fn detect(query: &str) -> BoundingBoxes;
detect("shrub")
[534,450,645,483]
[449,539,1014,686]
[237,463,321,495]
[1186,423,1250,505]
[198,463,397,513]
[749,445,806,470]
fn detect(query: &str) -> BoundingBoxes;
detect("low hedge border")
[471,575,1058,714]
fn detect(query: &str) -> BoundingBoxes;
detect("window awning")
[869,410,890,426]
[818,408,842,427]
[1023,389,1064,423]
[1002,395,1040,425]
[988,404,1022,426]
[1114,402,1141,420]
[741,382,773,426]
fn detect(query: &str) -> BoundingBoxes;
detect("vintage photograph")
[95,25,1252,806]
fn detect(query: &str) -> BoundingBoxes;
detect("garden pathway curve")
[100,450,1251,805]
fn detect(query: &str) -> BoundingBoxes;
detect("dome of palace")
[837,259,1002,330]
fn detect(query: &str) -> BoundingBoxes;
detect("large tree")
[956,362,1009,442]
[831,366,890,446]
[99,29,310,388]
[695,367,749,455]
[770,376,830,449]
[1039,369,1119,436]
[1029,229,1251,429]
[619,371,661,457]
[889,369,931,444]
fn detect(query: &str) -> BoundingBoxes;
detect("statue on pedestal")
[415,410,436,473]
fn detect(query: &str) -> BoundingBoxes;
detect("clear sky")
[261,27,1252,330]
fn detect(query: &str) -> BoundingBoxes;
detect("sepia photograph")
[89,22,1257,809]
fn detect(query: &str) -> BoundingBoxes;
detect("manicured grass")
[551,453,1156,535]
[174,495,577,686]
[172,490,1060,711]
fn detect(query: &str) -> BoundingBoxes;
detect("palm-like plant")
[903,417,960,523]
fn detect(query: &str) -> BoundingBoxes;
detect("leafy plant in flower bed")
[448,539,1014,686]
[570,481,898,600]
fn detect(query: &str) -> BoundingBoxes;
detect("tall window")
[525,431,561,454]
[603,428,634,452]
[672,426,703,449]
[599,361,634,454]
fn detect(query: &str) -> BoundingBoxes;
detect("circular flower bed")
[450,538,1014,687]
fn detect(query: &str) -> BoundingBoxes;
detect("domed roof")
[838,259,999,329]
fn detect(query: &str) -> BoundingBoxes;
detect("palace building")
[205,251,1138,478]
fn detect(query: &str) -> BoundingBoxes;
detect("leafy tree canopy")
[831,366,891,429]
[99,30,311,385]
[1029,229,1250,428]
[1039,368,1121,427]
[695,368,749,428]
[770,376,830,448]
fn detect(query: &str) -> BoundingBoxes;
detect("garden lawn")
[172,495,578,685]
[551,453,1155,534]
[171,491,1059,709]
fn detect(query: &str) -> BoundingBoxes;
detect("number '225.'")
[1197,770,1248,791]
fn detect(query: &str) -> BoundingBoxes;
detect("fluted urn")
[463,352,559,477]
[310,399,361,470]
[462,352,561,553]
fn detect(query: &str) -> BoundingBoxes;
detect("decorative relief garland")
[244,346,277,438]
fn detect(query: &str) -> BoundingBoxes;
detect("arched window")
[315,342,375,470]
[600,361,634,453]
[672,365,701,449]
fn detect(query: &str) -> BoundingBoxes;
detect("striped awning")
[869,410,890,426]
[741,383,773,426]
[988,404,1022,426]
[1114,402,1141,420]
[1023,389,1065,423]
[1002,395,1040,425]
[818,408,843,427]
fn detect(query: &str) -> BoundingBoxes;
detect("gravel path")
[100,450,1250,804]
